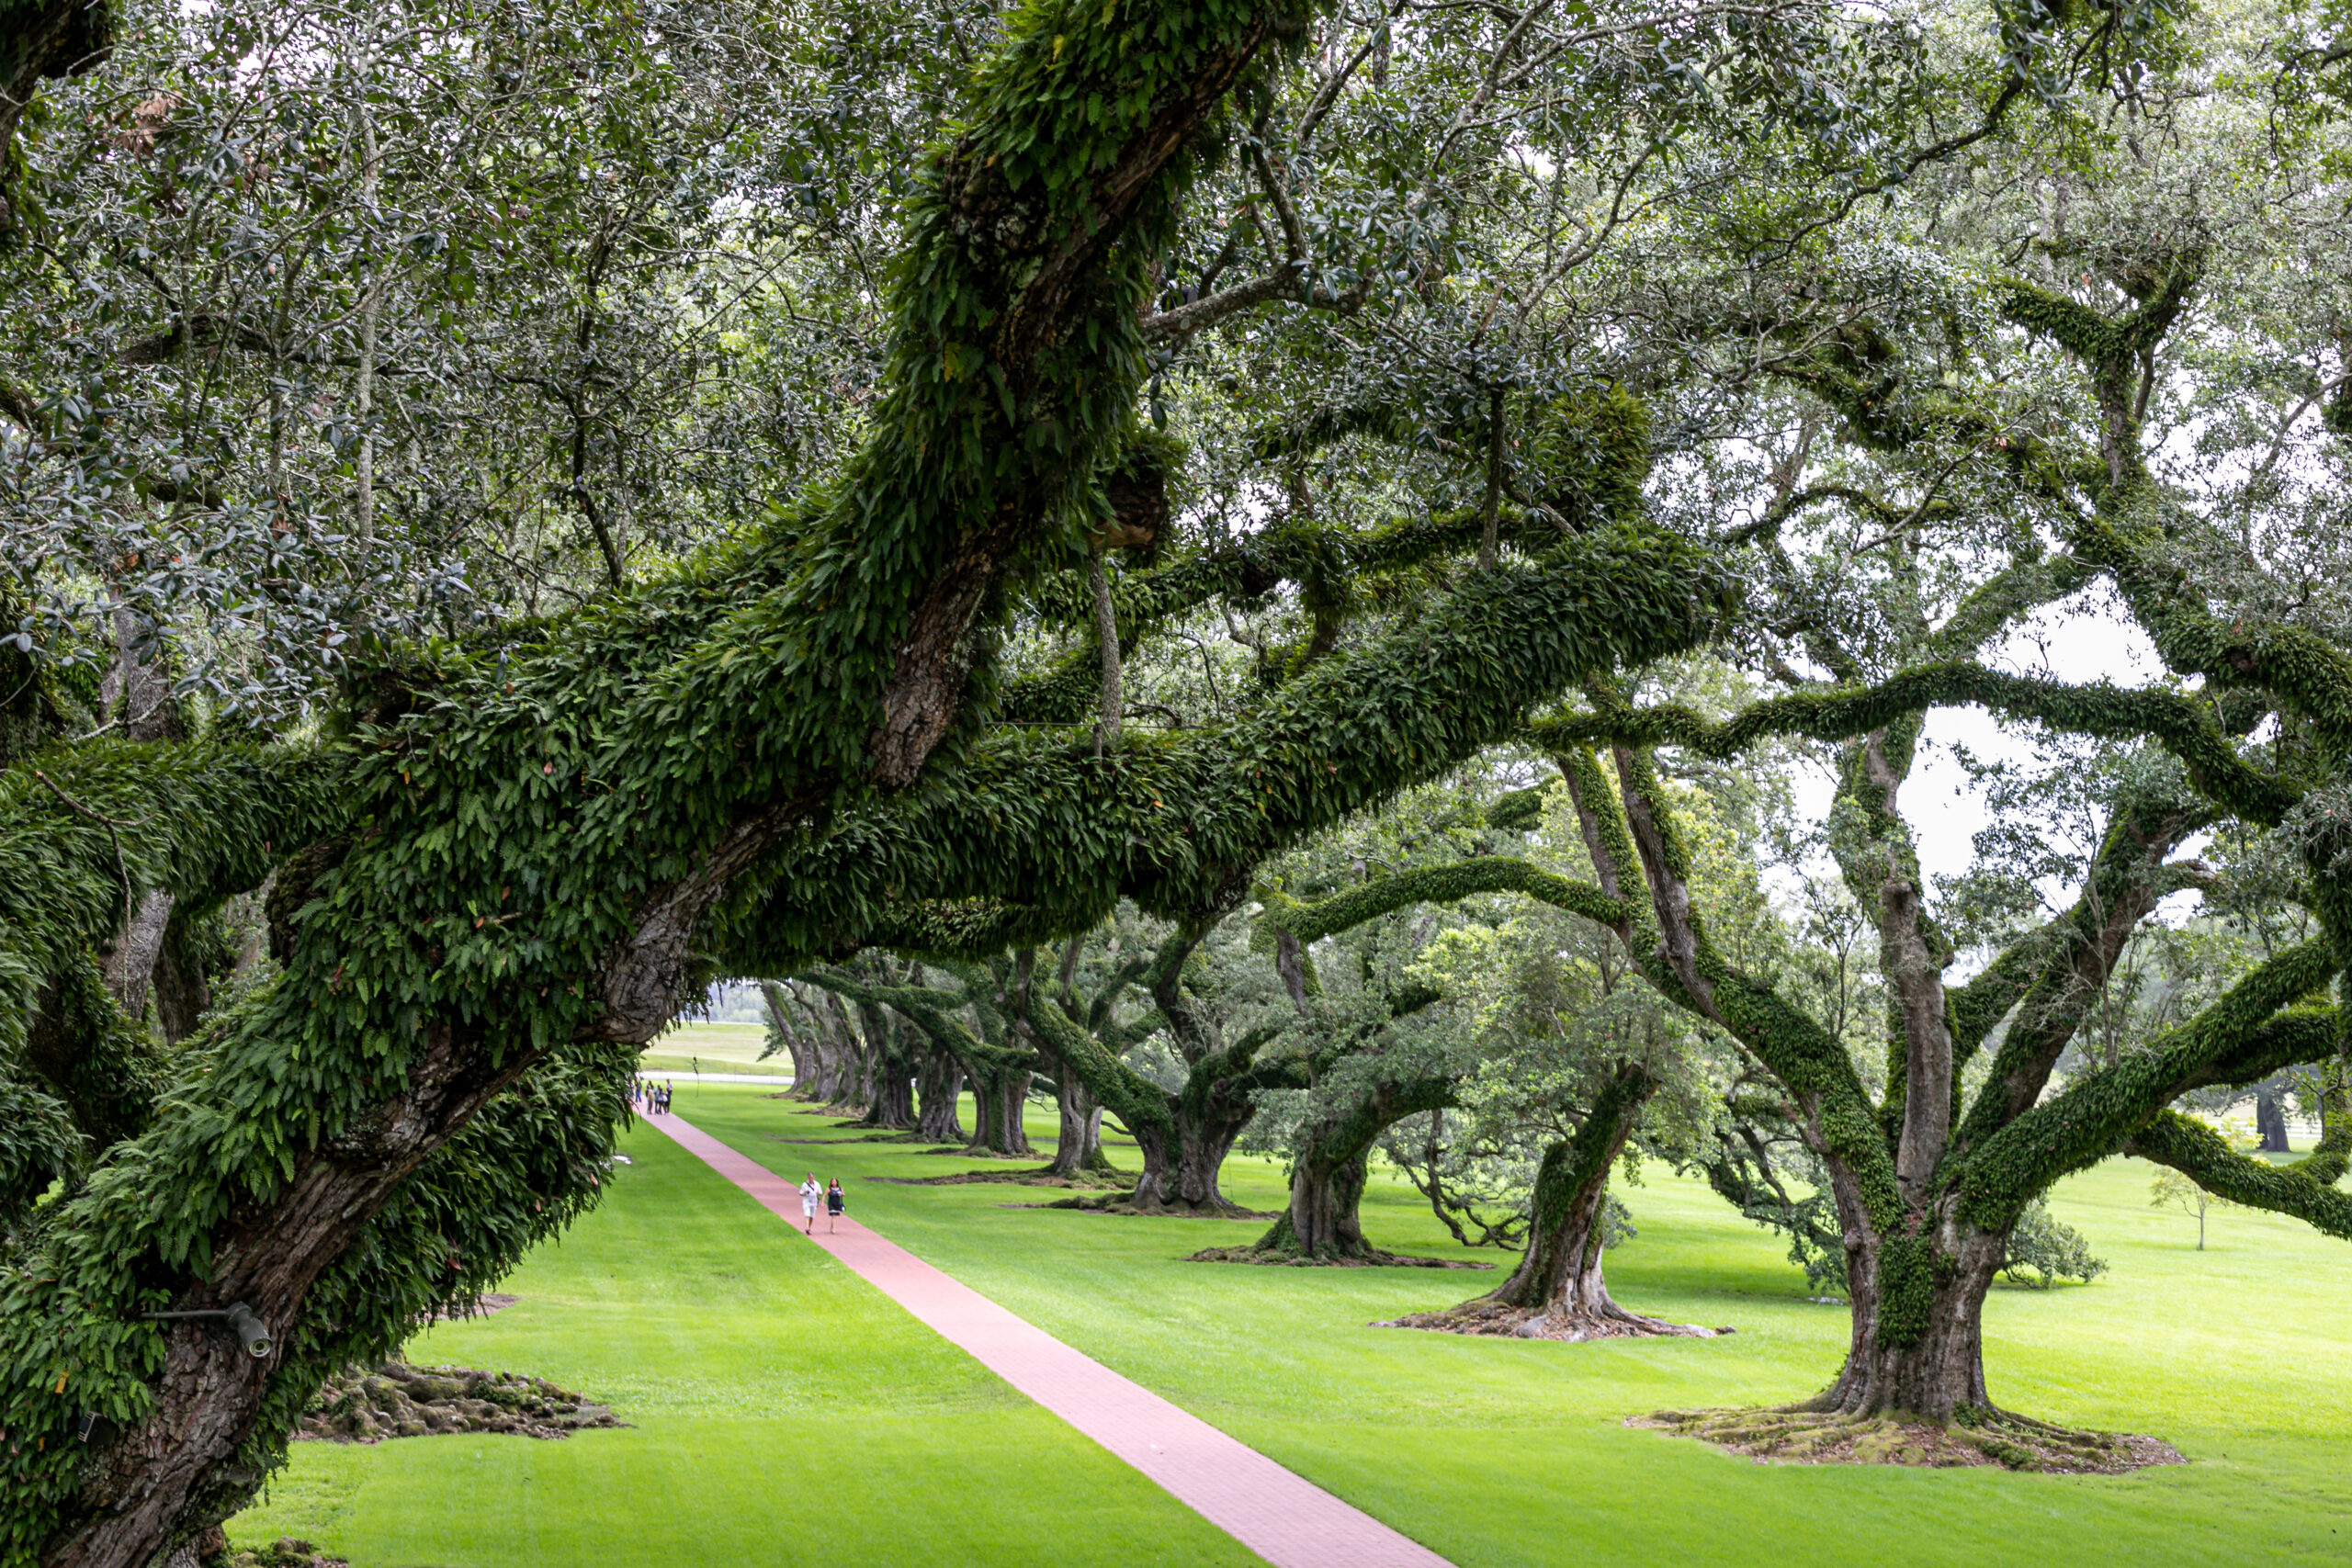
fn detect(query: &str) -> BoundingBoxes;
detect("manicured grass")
[639,1021,791,1078]
[226,1122,1257,1568]
[236,1083,2352,1566]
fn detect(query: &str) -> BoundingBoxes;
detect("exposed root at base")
[1631,1405,2186,1473]
[765,1131,932,1145]
[1374,1302,1725,1340]
[865,1165,1133,1190]
[296,1360,626,1444]
[230,1538,350,1568]
[918,1145,1043,1160]
[1185,1245,1495,1269]
[1012,1189,1275,1219]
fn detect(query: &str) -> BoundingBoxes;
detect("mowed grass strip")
[639,1020,795,1078]
[227,1118,1261,1568]
[681,1084,2352,1568]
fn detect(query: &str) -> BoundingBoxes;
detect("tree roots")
[1185,1244,1493,1269]
[1035,1189,1275,1218]
[1631,1405,2186,1473]
[1374,1301,1724,1340]
[865,1165,1132,1190]
[295,1360,625,1444]
[229,1540,347,1568]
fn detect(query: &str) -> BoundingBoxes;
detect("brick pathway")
[645,1111,1456,1568]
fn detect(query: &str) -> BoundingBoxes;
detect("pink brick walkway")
[644,1111,1455,1568]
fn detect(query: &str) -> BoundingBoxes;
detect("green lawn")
[235,1083,2352,1566]
[227,1117,1254,1568]
[639,1021,793,1078]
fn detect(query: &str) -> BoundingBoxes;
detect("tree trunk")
[1397,1064,1710,1338]
[2256,1086,2290,1153]
[150,906,213,1044]
[963,1060,1032,1156]
[1253,1076,1453,1258]
[1044,1058,1108,1175]
[96,887,173,1028]
[758,981,813,1097]
[822,992,869,1113]
[854,984,916,1130]
[917,1042,964,1143]
[1479,1066,1690,1330]
[1809,1221,2006,1420]
[1129,1103,1249,1213]
[1261,1149,1372,1258]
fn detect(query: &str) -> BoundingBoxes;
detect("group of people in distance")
[630,1078,673,1114]
[798,1173,846,1234]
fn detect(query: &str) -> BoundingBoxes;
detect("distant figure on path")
[799,1173,822,1234]
[826,1179,845,1234]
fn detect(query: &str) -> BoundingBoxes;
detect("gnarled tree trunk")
[917,1042,965,1142]
[963,1058,1032,1155]
[1043,1055,1109,1175]
[1391,1064,1712,1338]
[1251,1076,1453,1260]
[1808,1216,2005,1419]
[1128,1094,1256,1213]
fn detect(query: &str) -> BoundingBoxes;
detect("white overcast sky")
[1781,592,2173,911]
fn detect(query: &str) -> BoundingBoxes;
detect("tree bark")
[962,1058,1032,1156]
[1128,1087,1258,1213]
[1044,1058,1109,1175]
[1253,1075,1453,1258]
[823,991,871,1113]
[1806,1219,2007,1419]
[917,1042,965,1143]
[37,1021,533,1568]
[96,888,172,1028]
[757,980,812,1095]
[1418,1063,1709,1337]
[2256,1086,2290,1153]
[150,906,213,1044]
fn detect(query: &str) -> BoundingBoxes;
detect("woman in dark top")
[825,1179,845,1233]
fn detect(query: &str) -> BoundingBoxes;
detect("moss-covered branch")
[1529,662,2300,827]
[1952,940,2343,1230]
[730,521,1729,967]
[1950,791,2207,1149]
[1254,858,1627,950]
[2124,1109,2352,1239]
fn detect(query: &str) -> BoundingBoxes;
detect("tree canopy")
[6,0,2352,1557]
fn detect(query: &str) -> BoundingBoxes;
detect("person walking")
[825,1178,845,1234]
[798,1173,821,1234]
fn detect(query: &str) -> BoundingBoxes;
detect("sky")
[1783,591,2178,920]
